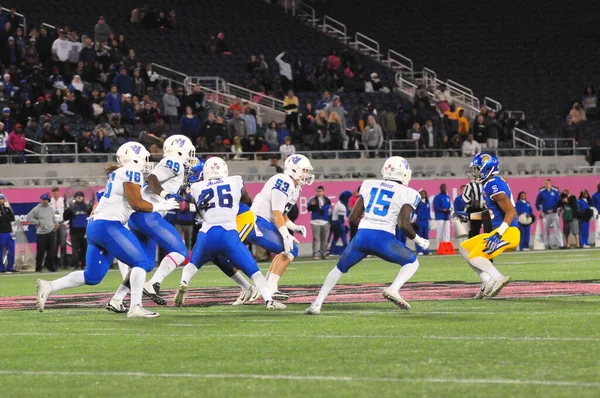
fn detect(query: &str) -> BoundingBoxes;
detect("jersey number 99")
[365,188,394,216]
[165,160,181,173]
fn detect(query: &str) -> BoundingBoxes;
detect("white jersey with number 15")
[358,179,420,234]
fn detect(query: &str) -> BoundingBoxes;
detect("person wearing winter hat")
[27,194,59,272]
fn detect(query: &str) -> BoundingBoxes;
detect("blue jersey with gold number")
[482,176,518,229]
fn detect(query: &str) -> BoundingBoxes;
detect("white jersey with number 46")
[251,174,300,223]
[358,179,420,234]
[93,167,144,224]
[142,157,186,216]
[191,175,244,232]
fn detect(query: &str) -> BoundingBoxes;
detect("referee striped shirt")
[462,181,485,210]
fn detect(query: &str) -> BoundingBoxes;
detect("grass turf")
[0,249,599,397]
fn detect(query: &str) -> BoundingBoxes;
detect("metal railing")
[183,76,226,93]
[296,1,318,27]
[349,32,380,61]
[542,138,577,156]
[2,8,26,36]
[513,127,543,154]
[383,49,413,73]
[484,97,502,113]
[320,15,349,42]
[225,83,285,112]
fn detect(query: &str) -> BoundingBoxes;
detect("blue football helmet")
[469,153,499,183]
[187,158,205,183]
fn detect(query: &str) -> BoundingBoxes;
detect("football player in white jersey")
[305,156,430,315]
[173,157,285,310]
[106,135,194,312]
[36,142,179,318]
[246,154,313,301]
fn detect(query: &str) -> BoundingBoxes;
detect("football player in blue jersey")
[453,153,519,299]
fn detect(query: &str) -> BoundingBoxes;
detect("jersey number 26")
[199,184,233,210]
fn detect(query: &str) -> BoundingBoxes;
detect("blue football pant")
[246,216,299,258]
[0,232,15,271]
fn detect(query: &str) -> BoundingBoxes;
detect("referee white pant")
[543,212,564,248]
[436,220,451,248]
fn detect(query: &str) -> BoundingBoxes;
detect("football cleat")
[36,279,52,313]
[382,288,411,311]
[143,282,166,306]
[272,291,289,301]
[248,288,262,302]
[127,304,159,318]
[266,300,287,310]
[304,305,321,315]
[475,280,494,299]
[232,286,257,306]
[173,282,188,307]
[106,298,128,313]
[486,276,511,298]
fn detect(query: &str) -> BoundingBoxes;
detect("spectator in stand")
[51,29,71,74]
[561,115,579,147]
[364,115,383,158]
[300,103,315,144]
[515,191,534,251]
[265,121,278,150]
[325,95,347,133]
[308,185,332,260]
[380,105,397,140]
[201,111,218,144]
[227,109,247,140]
[242,134,261,155]
[186,85,204,115]
[569,102,586,124]
[328,111,343,151]
[279,136,295,158]
[316,91,331,111]
[317,71,336,94]
[577,190,592,248]
[247,77,264,93]
[276,122,289,146]
[18,99,39,125]
[162,87,180,125]
[419,119,437,157]
[113,66,132,94]
[68,75,87,97]
[275,52,292,92]
[121,94,136,124]
[36,27,53,63]
[104,85,122,126]
[582,86,597,117]
[343,127,361,158]
[0,122,7,162]
[462,134,481,157]
[472,114,488,149]
[132,69,146,97]
[434,84,451,113]
[588,138,600,166]
[195,136,211,153]
[536,179,564,249]
[94,16,111,44]
[241,105,256,136]
[168,10,181,29]
[76,130,94,155]
[141,102,158,126]
[1,36,19,67]
[283,90,299,135]
[174,86,186,116]
[328,49,341,76]
[370,73,383,92]
[93,129,110,153]
[228,97,243,113]
[8,123,25,163]
[213,135,228,154]
[246,54,260,75]
[179,106,200,140]
[60,93,76,117]
[558,193,580,249]
[457,107,469,139]
[485,110,501,149]
[231,136,243,159]
[216,32,230,54]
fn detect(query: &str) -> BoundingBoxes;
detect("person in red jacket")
[7,123,25,163]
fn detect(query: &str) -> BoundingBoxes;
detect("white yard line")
[0,370,597,388]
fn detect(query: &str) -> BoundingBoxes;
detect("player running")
[106,135,195,312]
[246,154,313,301]
[36,142,179,318]
[305,156,430,315]
[172,157,285,310]
[452,153,518,299]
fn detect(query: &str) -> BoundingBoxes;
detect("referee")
[462,180,493,238]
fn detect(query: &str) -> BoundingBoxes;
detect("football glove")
[153,198,180,213]
[413,235,430,251]
[165,193,185,202]
[452,211,469,223]
[484,233,502,253]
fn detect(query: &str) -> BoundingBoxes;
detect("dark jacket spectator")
[113,68,132,94]
[103,89,122,115]
[179,107,201,139]
[140,103,159,126]
[472,115,488,144]
[227,112,247,139]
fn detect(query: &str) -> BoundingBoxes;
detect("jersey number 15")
[365,188,394,216]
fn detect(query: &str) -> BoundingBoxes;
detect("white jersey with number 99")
[358,179,420,234]
[190,175,244,232]
[93,167,144,224]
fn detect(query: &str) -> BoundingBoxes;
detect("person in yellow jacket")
[283,90,299,134]
[457,107,470,138]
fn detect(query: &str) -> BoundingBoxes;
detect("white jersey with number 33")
[251,174,300,223]
[93,167,144,224]
[358,179,420,234]
[191,175,244,232]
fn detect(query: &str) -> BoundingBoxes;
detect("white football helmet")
[163,134,196,166]
[116,142,149,172]
[203,157,228,180]
[381,156,412,185]
[283,154,314,186]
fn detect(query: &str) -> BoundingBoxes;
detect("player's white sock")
[313,267,343,307]
[129,267,146,307]
[251,271,272,302]
[112,284,130,302]
[267,273,280,293]
[181,263,198,285]
[149,252,186,285]
[469,256,502,280]
[231,271,252,291]
[460,247,491,282]
[49,271,85,292]
[117,260,130,279]
[389,260,419,291]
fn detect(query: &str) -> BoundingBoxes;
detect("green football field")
[0,249,599,398]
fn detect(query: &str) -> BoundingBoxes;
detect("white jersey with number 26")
[191,175,244,232]
[251,174,300,223]
[358,179,420,234]
[93,167,144,224]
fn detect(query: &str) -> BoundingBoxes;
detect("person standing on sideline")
[307,185,332,259]
[63,192,92,269]
[415,189,431,256]
[577,190,592,248]
[0,193,16,272]
[433,184,452,248]
[27,194,58,272]
[50,187,67,268]
[348,186,361,240]
[535,179,564,249]
[515,191,534,250]
[591,183,600,212]
[329,190,352,254]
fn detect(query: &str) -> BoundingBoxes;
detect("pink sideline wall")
[1,175,598,243]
